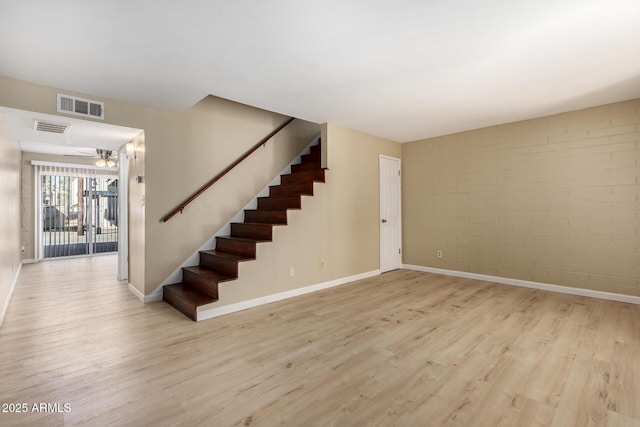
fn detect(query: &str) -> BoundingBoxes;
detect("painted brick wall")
[403,99,640,296]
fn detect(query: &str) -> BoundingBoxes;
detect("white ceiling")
[0,107,142,156]
[1,0,639,142]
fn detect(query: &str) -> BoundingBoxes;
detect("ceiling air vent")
[57,93,104,120]
[34,120,69,134]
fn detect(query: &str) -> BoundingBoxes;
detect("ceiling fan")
[94,149,117,168]
[66,148,118,168]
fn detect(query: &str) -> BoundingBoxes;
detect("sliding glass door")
[37,164,118,259]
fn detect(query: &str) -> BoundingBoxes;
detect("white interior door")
[379,156,402,272]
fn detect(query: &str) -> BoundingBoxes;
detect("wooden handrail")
[161,117,296,222]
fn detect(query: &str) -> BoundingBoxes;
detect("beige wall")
[0,76,322,295]
[145,97,320,293]
[20,152,97,260]
[0,114,22,326]
[127,134,145,294]
[209,123,402,308]
[403,99,640,296]
[1,75,171,292]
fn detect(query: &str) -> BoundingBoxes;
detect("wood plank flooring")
[1,256,639,426]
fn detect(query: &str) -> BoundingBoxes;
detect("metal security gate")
[37,163,119,259]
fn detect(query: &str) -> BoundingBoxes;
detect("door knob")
[381,219,387,223]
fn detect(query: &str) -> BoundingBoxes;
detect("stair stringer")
[197,186,328,318]
[146,135,321,302]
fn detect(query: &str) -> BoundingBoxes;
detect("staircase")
[162,142,325,320]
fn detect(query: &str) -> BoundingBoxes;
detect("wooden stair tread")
[291,162,321,172]
[245,209,288,214]
[258,207,302,211]
[163,283,216,320]
[182,266,236,283]
[257,194,302,210]
[217,236,271,243]
[280,169,325,184]
[237,222,284,228]
[258,195,300,200]
[231,222,274,240]
[164,283,216,305]
[200,250,255,262]
[290,168,323,174]
[243,209,288,225]
[269,182,315,195]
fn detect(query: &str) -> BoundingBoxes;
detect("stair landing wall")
[200,123,401,312]
[145,96,320,294]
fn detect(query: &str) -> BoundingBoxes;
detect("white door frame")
[379,155,402,272]
[34,166,42,260]
[32,167,97,260]
[117,148,129,281]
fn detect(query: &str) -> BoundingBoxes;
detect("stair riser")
[291,162,321,173]
[216,238,256,258]
[163,288,197,321]
[269,182,314,197]
[257,197,301,210]
[231,223,273,240]
[301,151,321,163]
[182,269,219,299]
[281,170,325,185]
[244,210,287,224]
[199,252,238,277]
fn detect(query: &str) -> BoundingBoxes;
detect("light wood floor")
[1,256,639,426]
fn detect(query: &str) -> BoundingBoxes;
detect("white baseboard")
[197,269,380,321]
[0,262,22,328]
[403,264,640,305]
[128,283,162,303]
[128,283,144,302]
[21,259,38,264]
[145,288,163,303]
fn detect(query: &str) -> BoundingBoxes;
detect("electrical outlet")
[320,260,325,270]
[289,267,295,277]
[436,250,443,258]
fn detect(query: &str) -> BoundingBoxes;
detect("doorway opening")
[0,106,143,284]
[35,162,120,261]
[40,173,119,258]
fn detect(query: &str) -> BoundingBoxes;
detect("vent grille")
[57,93,104,120]
[74,100,89,115]
[60,96,74,112]
[89,103,102,117]
[35,120,69,134]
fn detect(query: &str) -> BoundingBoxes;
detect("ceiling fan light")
[106,159,116,168]
[96,158,106,167]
